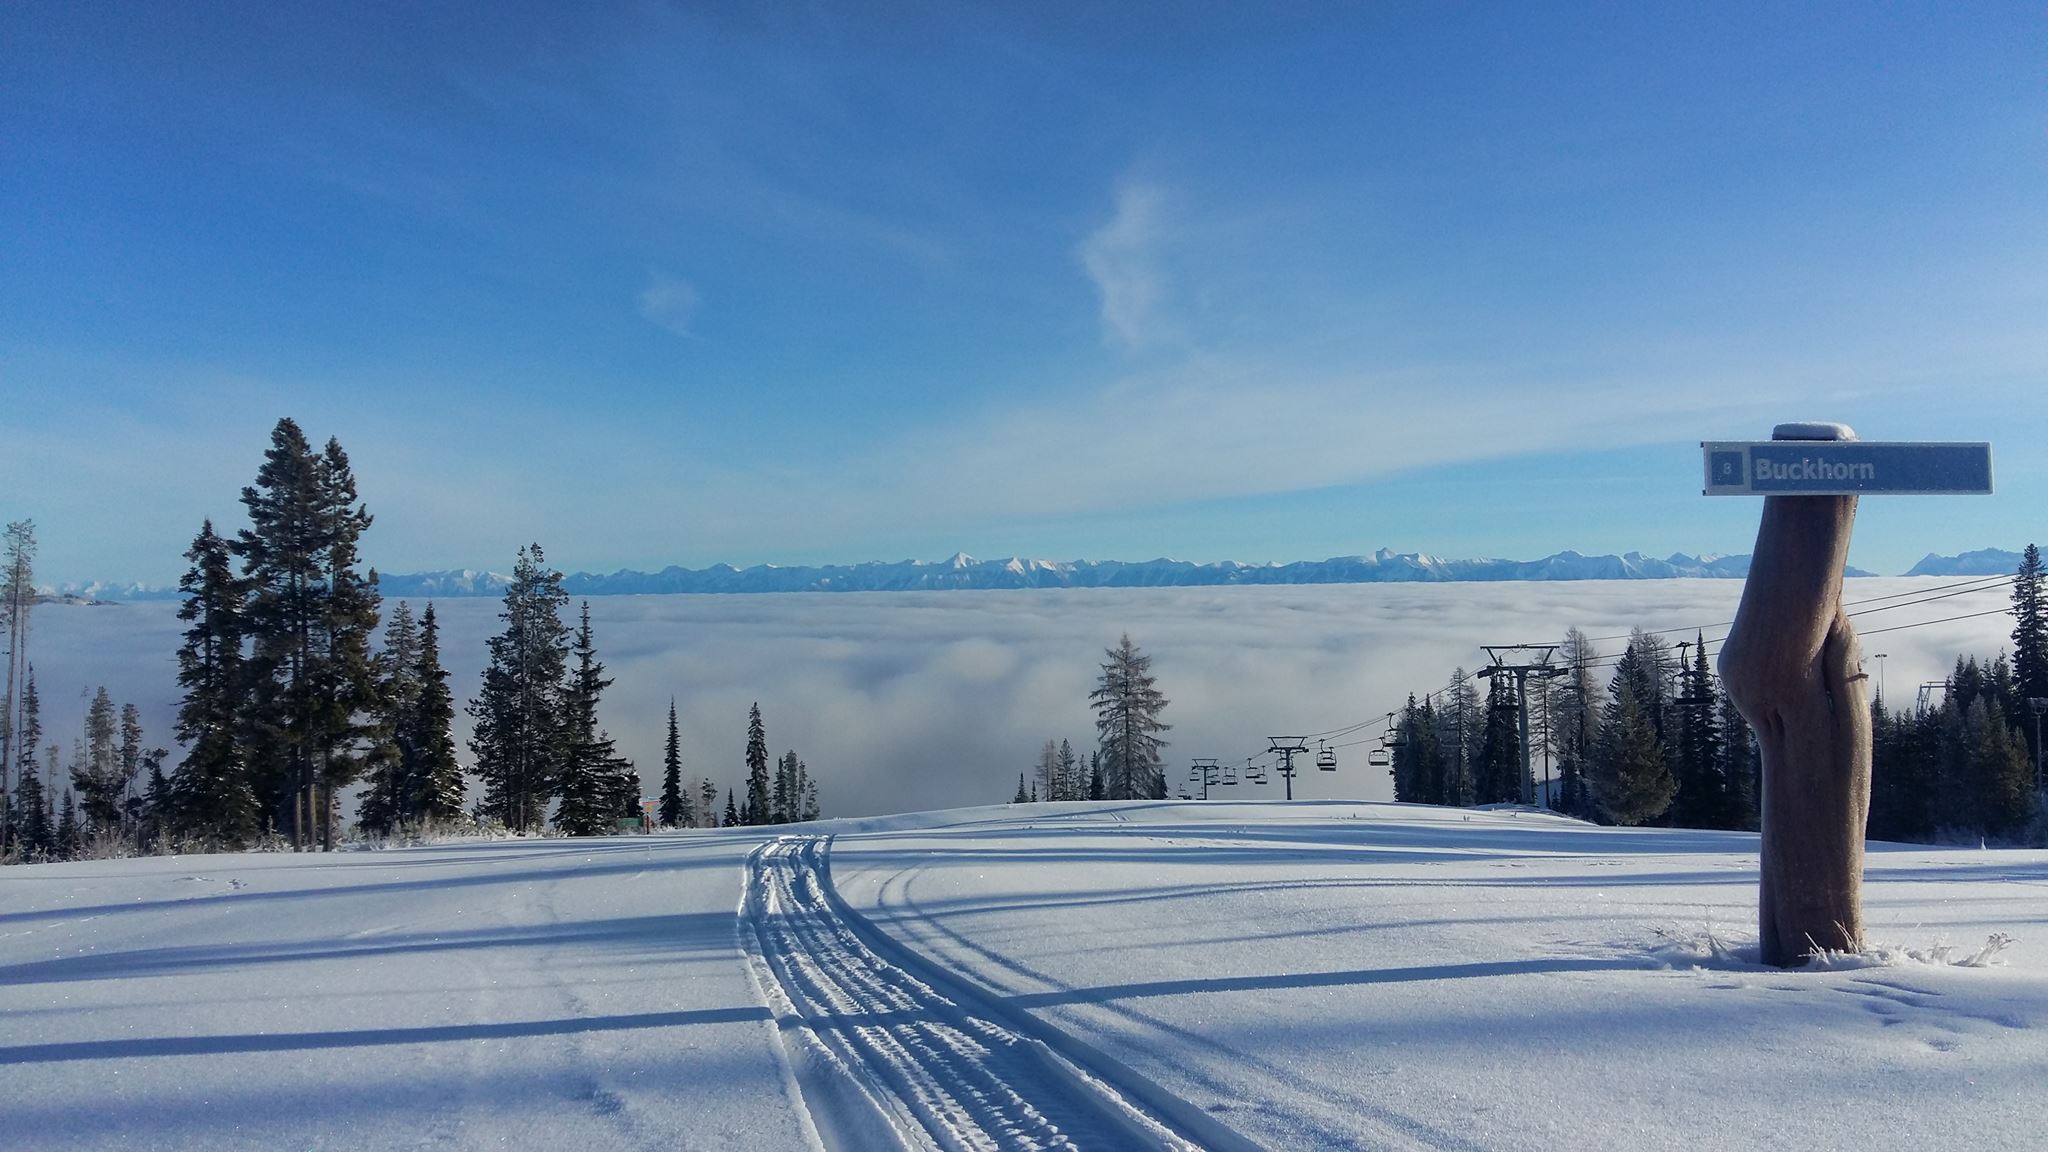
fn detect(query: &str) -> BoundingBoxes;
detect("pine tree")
[359,602,421,836]
[12,688,49,859]
[744,704,770,825]
[173,522,258,845]
[234,420,381,849]
[1013,773,1030,804]
[469,545,570,833]
[56,788,81,860]
[1965,698,2034,838]
[1670,636,1727,828]
[1056,739,1080,802]
[411,604,465,823]
[1436,670,1480,806]
[72,687,126,833]
[1,519,36,859]
[118,703,144,836]
[1590,645,1677,826]
[142,751,174,851]
[659,700,686,828]
[1091,633,1171,800]
[773,748,796,825]
[2012,544,2047,766]
[799,769,820,821]
[1036,738,1060,802]
[1472,675,1522,804]
[1088,753,1103,801]
[1718,686,1759,831]
[722,788,739,828]
[555,603,630,836]
[1551,629,1599,818]
[699,777,718,829]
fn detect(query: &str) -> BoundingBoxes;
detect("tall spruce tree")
[743,703,770,825]
[2012,544,2047,765]
[1472,675,1522,804]
[469,546,570,832]
[234,420,380,849]
[1718,681,1759,830]
[359,602,422,835]
[1056,739,1080,802]
[698,777,717,830]
[72,687,125,834]
[554,603,631,836]
[11,669,49,858]
[1590,638,1677,825]
[1437,670,1481,806]
[56,788,80,861]
[773,748,796,825]
[660,700,686,828]
[799,763,819,821]
[722,788,739,827]
[410,603,465,822]
[1,519,36,858]
[173,522,258,845]
[1091,633,1170,800]
[1670,635,1727,828]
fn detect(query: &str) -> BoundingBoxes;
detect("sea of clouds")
[17,579,2015,819]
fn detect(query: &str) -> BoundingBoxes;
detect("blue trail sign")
[1701,441,1993,496]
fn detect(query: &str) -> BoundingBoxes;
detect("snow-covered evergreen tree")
[1091,633,1170,800]
[659,700,687,828]
[744,704,770,825]
[172,522,258,845]
[233,420,381,849]
[1472,675,1521,805]
[469,545,570,833]
[410,603,465,823]
[1590,636,1676,825]
[554,603,632,836]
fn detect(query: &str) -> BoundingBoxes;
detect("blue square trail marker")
[1701,440,1993,496]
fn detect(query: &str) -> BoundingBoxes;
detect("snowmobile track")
[741,836,1248,1152]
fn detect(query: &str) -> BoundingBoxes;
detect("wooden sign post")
[1708,423,1992,966]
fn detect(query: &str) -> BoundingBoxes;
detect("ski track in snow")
[740,835,1207,1152]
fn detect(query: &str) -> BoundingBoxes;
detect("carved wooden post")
[1717,422,1872,967]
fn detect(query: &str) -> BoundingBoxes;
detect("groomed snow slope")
[3,802,2044,1150]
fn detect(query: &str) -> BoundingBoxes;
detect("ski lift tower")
[1266,737,1310,800]
[1477,645,1565,805]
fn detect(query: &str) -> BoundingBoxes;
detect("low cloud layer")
[19,580,2015,820]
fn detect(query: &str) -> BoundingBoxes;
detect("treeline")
[1389,545,2048,846]
[0,523,179,861]
[1012,632,1169,803]
[1,418,826,863]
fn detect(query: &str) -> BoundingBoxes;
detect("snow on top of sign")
[1772,421,1858,442]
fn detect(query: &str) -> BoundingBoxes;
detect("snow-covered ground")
[5,802,2044,1150]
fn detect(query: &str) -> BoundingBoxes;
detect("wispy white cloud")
[1079,181,1174,350]
[637,270,702,337]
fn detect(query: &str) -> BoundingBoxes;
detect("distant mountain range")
[67,546,2013,603]
[1902,548,2024,577]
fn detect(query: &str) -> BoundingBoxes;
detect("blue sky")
[4,2,2043,585]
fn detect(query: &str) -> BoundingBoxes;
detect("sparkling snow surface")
[4,802,2044,1150]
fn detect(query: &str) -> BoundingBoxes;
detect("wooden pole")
[1717,422,1872,967]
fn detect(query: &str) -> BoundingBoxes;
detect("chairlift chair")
[1367,746,1391,769]
[1316,740,1337,771]
[1222,764,1238,785]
